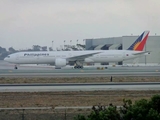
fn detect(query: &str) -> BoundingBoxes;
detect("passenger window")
[7,56,10,58]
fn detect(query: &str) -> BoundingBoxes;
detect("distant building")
[85,35,160,65]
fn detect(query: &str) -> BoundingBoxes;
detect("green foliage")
[150,94,160,113]
[88,106,119,120]
[0,46,7,53]
[0,46,8,60]
[8,47,16,53]
[0,45,49,60]
[123,99,150,120]
[41,46,47,51]
[74,95,160,120]
[120,99,132,114]
[32,45,41,51]
[75,104,121,120]
[146,108,160,120]
[123,95,160,120]
[74,114,86,120]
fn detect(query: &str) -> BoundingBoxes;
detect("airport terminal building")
[85,35,160,65]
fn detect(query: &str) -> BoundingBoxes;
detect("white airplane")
[4,31,150,69]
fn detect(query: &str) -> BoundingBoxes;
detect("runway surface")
[0,69,160,77]
[0,82,160,92]
[0,60,160,77]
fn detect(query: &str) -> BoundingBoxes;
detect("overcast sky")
[0,0,160,50]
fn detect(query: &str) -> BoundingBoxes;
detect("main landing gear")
[74,61,84,69]
[74,65,83,69]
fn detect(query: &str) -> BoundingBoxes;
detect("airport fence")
[0,108,90,120]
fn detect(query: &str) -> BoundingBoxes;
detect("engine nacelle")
[55,58,67,68]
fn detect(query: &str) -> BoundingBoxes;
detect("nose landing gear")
[14,65,18,69]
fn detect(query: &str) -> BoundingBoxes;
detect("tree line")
[0,44,86,60]
[0,45,48,60]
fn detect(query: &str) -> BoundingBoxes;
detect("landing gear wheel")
[74,61,84,69]
[14,65,18,69]
[74,65,83,69]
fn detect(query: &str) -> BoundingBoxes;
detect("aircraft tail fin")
[127,31,150,51]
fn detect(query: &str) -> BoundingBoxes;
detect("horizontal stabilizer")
[132,51,151,55]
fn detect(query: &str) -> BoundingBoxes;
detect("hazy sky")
[0,0,160,50]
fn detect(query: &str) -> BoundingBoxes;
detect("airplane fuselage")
[4,50,143,64]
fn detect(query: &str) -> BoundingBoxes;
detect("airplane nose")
[4,57,9,62]
[4,57,7,61]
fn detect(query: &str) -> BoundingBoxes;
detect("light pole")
[52,41,54,50]
[83,39,85,50]
[70,40,72,46]
[77,39,78,45]
[64,40,65,50]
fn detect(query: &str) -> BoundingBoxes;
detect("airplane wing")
[132,51,151,55]
[67,52,101,61]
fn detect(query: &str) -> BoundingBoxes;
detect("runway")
[0,60,160,77]
[0,69,160,77]
[0,82,160,92]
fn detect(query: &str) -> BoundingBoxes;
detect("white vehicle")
[4,31,150,69]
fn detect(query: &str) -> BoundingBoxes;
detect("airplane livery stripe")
[135,32,149,51]
[127,31,149,51]
[127,32,144,50]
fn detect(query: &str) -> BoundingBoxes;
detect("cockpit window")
[7,56,10,58]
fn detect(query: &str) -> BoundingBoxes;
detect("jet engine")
[55,58,67,68]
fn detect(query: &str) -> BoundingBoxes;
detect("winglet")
[127,31,150,51]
